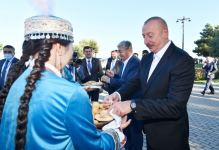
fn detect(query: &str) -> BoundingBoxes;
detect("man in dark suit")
[103,50,123,94]
[80,46,103,101]
[104,17,195,150]
[0,45,19,89]
[105,50,122,75]
[102,41,143,150]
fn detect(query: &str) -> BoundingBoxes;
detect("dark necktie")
[0,60,10,87]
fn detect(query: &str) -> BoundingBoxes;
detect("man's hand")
[112,101,132,117]
[103,92,121,107]
[101,75,110,83]
[120,115,131,130]
[106,69,115,78]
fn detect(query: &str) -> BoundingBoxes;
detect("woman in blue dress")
[0,16,129,150]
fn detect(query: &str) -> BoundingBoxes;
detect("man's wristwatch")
[130,100,137,112]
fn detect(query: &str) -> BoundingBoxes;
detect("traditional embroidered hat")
[24,15,73,42]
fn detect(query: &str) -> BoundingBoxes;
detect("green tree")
[209,25,219,57]
[73,45,83,58]
[73,39,99,58]
[79,39,99,54]
[193,24,214,57]
[0,43,3,52]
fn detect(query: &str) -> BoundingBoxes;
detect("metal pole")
[182,20,184,50]
[176,16,191,50]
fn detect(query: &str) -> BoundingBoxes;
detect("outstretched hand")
[111,101,132,117]
[103,92,121,107]
[120,115,131,130]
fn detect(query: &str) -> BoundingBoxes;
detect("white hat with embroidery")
[24,15,73,42]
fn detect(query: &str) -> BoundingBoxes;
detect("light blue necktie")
[87,60,92,73]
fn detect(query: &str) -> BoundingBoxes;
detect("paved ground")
[188,83,219,150]
[100,83,219,150]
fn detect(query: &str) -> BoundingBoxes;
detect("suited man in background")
[105,50,122,75]
[105,17,195,150]
[102,41,143,150]
[80,46,103,101]
[103,50,123,94]
[0,45,19,89]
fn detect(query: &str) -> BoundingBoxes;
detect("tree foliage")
[193,24,214,57]
[193,24,219,57]
[210,26,219,57]
[73,45,83,58]
[0,43,3,52]
[73,39,99,58]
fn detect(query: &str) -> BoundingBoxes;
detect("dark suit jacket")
[110,55,141,99]
[80,58,103,83]
[0,57,19,71]
[105,58,123,75]
[118,42,195,150]
[0,57,19,88]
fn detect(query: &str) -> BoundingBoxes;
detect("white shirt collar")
[111,58,117,63]
[27,59,62,77]
[121,54,133,76]
[154,40,171,60]
[86,58,92,63]
[45,63,62,77]
[123,54,132,66]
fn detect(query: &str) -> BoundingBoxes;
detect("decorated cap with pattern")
[24,15,73,42]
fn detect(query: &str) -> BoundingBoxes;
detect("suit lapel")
[142,54,153,92]
[143,42,174,94]
[122,56,133,77]
[11,57,17,64]
[82,59,89,75]
[91,58,96,74]
[106,58,112,70]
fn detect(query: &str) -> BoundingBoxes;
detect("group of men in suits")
[59,16,195,150]
[104,16,195,150]
[0,45,19,90]
[101,41,143,150]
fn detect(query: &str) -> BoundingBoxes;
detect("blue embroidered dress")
[0,64,118,150]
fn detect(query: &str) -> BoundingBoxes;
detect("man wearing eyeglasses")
[0,45,19,89]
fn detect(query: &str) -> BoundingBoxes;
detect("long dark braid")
[15,42,52,150]
[14,39,71,150]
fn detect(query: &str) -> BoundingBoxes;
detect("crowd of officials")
[0,15,218,150]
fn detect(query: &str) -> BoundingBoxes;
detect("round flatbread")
[95,113,113,122]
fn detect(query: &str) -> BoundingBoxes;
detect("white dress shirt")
[147,41,171,81]
[115,41,171,101]
[121,54,132,76]
[86,58,92,74]
[110,59,117,70]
